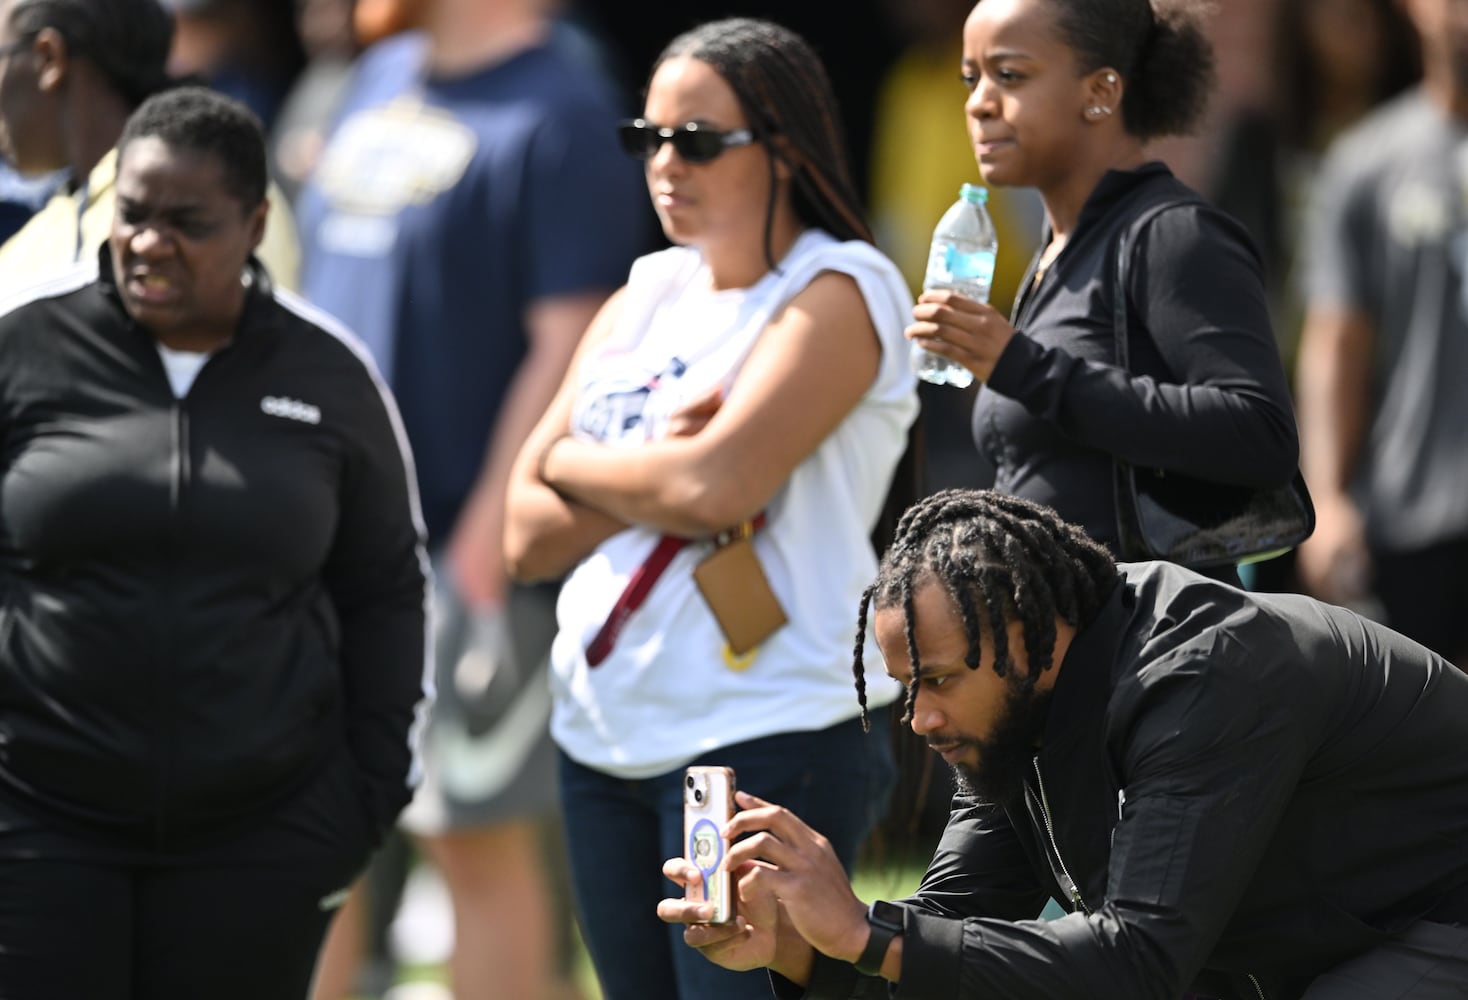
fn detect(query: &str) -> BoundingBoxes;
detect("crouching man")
[659,490,1468,999]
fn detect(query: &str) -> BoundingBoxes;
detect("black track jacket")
[0,251,429,850]
[779,562,1468,1000]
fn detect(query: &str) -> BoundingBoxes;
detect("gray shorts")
[398,571,562,836]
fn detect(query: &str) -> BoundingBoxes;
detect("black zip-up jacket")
[974,164,1299,553]
[780,563,1468,1000]
[0,250,429,850]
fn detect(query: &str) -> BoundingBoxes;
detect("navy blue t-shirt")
[296,32,647,542]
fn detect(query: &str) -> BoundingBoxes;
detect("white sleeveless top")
[551,229,918,778]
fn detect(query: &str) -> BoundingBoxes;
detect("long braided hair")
[852,489,1119,729]
[652,18,873,272]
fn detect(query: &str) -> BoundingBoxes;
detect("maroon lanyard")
[585,513,767,667]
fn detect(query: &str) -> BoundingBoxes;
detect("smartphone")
[683,765,736,924]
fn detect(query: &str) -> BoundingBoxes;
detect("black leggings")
[0,750,375,999]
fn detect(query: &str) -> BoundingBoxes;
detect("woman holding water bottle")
[909,182,998,388]
[504,16,920,1000]
[907,0,1299,574]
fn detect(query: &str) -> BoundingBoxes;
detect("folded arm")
[537,270,882,537]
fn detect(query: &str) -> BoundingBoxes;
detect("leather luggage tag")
[692,534,787,656]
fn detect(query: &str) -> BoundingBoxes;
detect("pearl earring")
[1105,72,1117,84]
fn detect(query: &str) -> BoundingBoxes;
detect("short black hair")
[1042,0,1217,140]
[117,86,267,210]
[653,17,874,271]
[852,489,1119,728]
[8,0,174,108]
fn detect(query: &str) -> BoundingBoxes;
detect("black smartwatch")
[852,899,904,976]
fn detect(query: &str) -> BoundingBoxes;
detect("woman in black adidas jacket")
[0,88,428,999]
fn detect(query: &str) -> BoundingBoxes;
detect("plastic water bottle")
[910,183,997,389]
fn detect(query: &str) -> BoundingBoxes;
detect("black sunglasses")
[617,119,756,164]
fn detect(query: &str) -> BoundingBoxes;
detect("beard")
[946,676,1053,804]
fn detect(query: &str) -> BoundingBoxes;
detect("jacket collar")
[1039,577,1129,756]
[1029,161,1175,252]
[1072,161,1173,233]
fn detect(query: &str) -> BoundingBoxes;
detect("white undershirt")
[155,343,211,398]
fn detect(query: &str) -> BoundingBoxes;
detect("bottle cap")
[960,183,989,204]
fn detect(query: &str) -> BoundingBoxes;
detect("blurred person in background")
[269,0,360,205]
[351,0,419,46]
[0,0,300,294]
[161,0,306,131]
[503,16,919,999]
[0,84,428,1000]
[294,0,647,996]
[1211,0,1419,369]
[1295,0,1468,668]
[0,155,57,242]
[1208,0,1418,598]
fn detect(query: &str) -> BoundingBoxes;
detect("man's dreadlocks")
[852,489,1119,728]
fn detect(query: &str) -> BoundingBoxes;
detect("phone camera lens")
[685,775,695,789]
[694,789,704,803]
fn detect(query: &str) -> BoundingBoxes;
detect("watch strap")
[852,900,902,977]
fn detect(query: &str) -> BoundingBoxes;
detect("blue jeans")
[558,709,896,1000]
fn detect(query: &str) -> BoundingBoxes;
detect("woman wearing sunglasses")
[504,16,919,1000]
